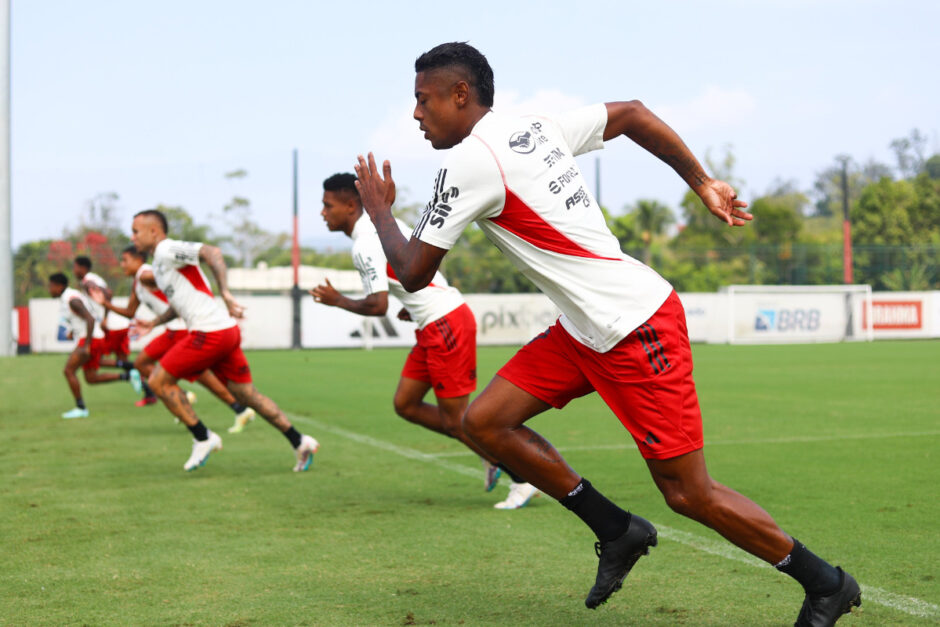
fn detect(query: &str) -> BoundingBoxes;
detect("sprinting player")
[91,245,256,432]
[312,173,537,509]
[73,255,131,366]
[47,272,141,419]
[129,209,319,472]
[352,42,860,624]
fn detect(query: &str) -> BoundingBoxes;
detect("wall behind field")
[23,290,940,354]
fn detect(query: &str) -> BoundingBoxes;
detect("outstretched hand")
[87,284,108,305]
[310,278,341,307]
[698,179,752,227]
[354,153,396,217]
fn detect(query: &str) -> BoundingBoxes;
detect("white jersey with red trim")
[134,263,187,330]
[80,271,109,322]
[412,105,673,353]
[151,239,236,332]
[351,214,464,330]
[59,287,105,340]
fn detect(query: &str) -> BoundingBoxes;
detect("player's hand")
[698,179,752,227]
[396,307,412,322]
[354,153,397,217]
[221,291,245,318]
[87,284,108,305]
[133,318,155,336]
[310,279,341,306]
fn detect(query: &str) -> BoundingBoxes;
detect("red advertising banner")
[862,300,923,330]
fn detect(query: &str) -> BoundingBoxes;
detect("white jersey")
[59,287,105,340]
[151,239,237,333]
[134,263,187,331]
[351,214,464,329]
[412,105,673,353]
[80,270,109,322]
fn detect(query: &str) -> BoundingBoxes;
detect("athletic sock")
[76,398,86,410]
[119,372,130,381]
[141,381,155,398]
[283,426,302,448]
[559,478,633,543]
[187,421,209,442]
[775,539,842,595]
[230,401,248,414]
[115,359,134,371]
[497,463,526,484]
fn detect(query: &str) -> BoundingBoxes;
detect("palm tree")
[631,199,675,264]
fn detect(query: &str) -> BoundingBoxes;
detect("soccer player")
[129,209,319,472]
[91,245,257,432]
[73,255,131,366]
[47,273,141,419]
[352,42,860,624]
[312,173,537,509]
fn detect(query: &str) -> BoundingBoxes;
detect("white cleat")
[183,431,222,471]
[227,407,256,434]
[494,481,539,510]
[185,390,198,404]
[293,434,320,472]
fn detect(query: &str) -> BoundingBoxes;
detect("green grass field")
[2,341,938,626]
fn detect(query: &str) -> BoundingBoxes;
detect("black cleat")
[794,567,862,627]
[584,513,657,609]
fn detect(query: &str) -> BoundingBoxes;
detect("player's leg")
[61,348,90,418]
[132,351,159,405]
[193,370,255,433]
[392,376,449,435]
[226,380,319,472]
[149,364,222,471]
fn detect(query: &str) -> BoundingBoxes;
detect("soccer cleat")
[293,434,320,472]
[794,568,862,627]
[482,458,501,492]
[585,513,658,609]
[227,407,256,434]
[183,431,222,471]
[128,369,142,394]
[494,481,539,509]
[185,390,198,404]
[134,396,158,407]
[61,407,89,419]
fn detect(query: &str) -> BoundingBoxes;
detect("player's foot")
[227,407,256,434]
[494,481,539,509]
[61,407,89,419]
[128,368,142,393]
[293,434,319,472]
[134,396,158,407]
[482,458,501,492]
[794,568,861,627]
[585,513,657,609]
[183,431,222,471]
[185,390,198,404]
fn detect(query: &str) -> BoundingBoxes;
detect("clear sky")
[11,0,939,249]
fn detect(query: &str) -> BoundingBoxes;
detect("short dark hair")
[74,256,92,270]
[122,245,146,260]
[134,209,168,234]
[323,172,360,205]
[415,42,494,108]
[49,272,69,286]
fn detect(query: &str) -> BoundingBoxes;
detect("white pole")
[0,0,12,356]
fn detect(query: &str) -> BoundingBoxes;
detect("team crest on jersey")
[508,131,536,154]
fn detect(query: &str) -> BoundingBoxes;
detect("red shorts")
[159,326,252,386]
[103,328,130,356]
[77,337,109,372]
[401,303,477,399]
[143,329,188,360]
[498,291,703,460]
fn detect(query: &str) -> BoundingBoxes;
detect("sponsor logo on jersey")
[508,131,536,154]
[564,186,591,210]
[414,169,459,236]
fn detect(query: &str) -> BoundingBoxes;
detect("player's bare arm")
[604,101,752,227]
[134,306,178,335]
[90,285,140,319]
[198,244,244,318]
[69,299,95,356]
[310,278,389,316]
[137,268,158,290]
[355,153,448,292]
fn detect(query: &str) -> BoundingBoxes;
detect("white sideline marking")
[286,412,939,619]
[426,430,940,458]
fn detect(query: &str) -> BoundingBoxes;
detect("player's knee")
[392,394,415,419]
[660,484,710,518]
[461,407,488,441]
[147,372,164,395]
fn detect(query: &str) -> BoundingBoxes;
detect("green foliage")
[441,225,538,293]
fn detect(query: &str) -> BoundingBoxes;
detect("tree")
[750,180,806,245]
[628,199,674,264]
[811,156,892,217]
[442,225,538,294]
[889,129,928,179]
[218,169,290,268]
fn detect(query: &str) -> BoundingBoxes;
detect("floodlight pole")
[290,149,302,349]
[0,0,11,357]
[838,155,854,284]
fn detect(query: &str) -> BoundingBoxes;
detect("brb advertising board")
[729,291,864,343]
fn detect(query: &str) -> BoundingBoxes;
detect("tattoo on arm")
[200,245,229,293]
[653,145,709,187]
[151,307,179,327]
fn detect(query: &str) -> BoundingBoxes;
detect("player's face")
[72,262,86,279]
[321,191,353,233]
[119,252,140,276]
[131,215,158,253]
[414,70,466,150]
[47,282,64,297]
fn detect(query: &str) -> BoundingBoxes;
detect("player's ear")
[452,80,470,108]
